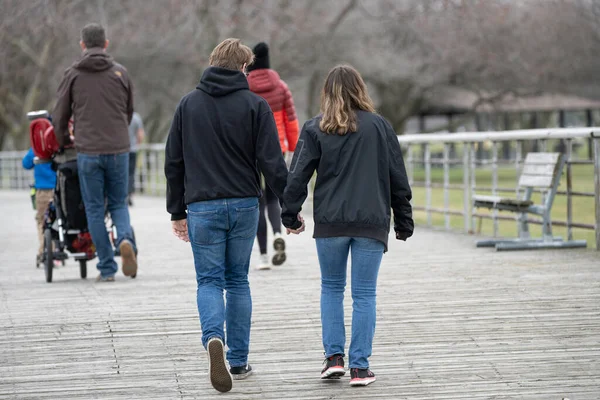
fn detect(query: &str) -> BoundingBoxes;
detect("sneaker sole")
[95,276,115,283]
[273,237,286,266]
[120,242,137,277]
[208,339,233,392]
[350,377,377,386]
[271,252,286,266]
[273,237,286,252]
[321,367,346,379]
[231,369,253,380]
[256,264,271,271]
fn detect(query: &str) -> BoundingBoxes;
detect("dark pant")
[257,182,281,254]
[128,152,137,195]
[77,153,136,278]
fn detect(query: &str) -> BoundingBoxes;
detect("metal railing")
[3,129,598,250]
[0,146,166,195]
[0,151,32,190]
[397,128,600,250]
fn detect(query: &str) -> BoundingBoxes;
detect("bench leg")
[476,237,563,248]
[517,212,531,240]
[496,239,587,251]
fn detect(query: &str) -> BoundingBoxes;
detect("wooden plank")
[1,191,599,399]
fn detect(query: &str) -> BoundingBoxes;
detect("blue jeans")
[316,237,384,369]
[187,197,259,368]
[77,153,136,278]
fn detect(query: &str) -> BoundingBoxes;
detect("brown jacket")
[53,48,133,154]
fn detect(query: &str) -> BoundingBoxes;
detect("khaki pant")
[35,189,54,256]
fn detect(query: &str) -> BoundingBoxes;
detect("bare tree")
[1,0,599,149]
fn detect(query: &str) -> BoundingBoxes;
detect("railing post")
[515,140,523,195]
[594,134,600,251]
[443,143,450,230]
[139,148,147,194]
[150,150,158,196]
[515,140,524,237]
[470,143,476,233]
[566,139,573,241]
[462,142,471,233]
[491,141,499,237]
[406,145,414,187]
[425,143,432,227]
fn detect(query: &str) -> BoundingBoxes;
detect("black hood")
[197,67,249,97]
[74,48,114,72]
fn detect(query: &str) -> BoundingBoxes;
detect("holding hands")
[286,214,305,235]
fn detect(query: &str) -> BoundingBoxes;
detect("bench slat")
[521,163,557,176]
[524,152,560,164]
[519,174,555,188]
[473,194,534,207]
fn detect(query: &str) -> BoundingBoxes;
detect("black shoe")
[321,354,345,379]
[207,338,233,392]
[349,368,376,386]
[230,364,253,380]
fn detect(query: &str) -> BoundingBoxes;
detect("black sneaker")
[230,364,253,380]
[349,368,376,386]
[207,337,233,392]
[321,354,345,379]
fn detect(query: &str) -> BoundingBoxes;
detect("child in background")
[22,148,57,266]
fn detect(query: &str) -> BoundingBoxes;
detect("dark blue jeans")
[316,237,384,369]
[77,153,136,278]
[187,197,259,368]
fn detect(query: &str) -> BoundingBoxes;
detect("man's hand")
[172,219,189,242]
[396,231,409,241]
[286,214,305,235]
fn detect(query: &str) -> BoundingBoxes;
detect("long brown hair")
[319,65,376,135]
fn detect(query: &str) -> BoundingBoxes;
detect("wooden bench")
[473,152,587,251]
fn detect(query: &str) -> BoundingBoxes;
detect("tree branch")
[9,37,43,67]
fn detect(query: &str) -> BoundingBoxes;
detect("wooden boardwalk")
[0,190,599,399]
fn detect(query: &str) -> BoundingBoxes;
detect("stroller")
[28,110,133,283]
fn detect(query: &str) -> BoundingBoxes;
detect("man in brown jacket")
[53,23,138,282]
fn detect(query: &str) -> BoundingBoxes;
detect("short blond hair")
[209,38,254,70]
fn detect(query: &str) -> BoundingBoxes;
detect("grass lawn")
[411,164,597,249]
[135,148,597,249]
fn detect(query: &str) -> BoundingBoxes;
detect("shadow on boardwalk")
[0,191,599,399]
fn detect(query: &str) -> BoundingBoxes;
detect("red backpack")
[29,118,60,160]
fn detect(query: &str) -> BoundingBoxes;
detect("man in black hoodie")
[164,38,297,393]
[53,23,137,282]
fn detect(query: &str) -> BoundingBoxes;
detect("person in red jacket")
[247,42,299,270]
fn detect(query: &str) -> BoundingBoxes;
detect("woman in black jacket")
[282,65,413,386]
